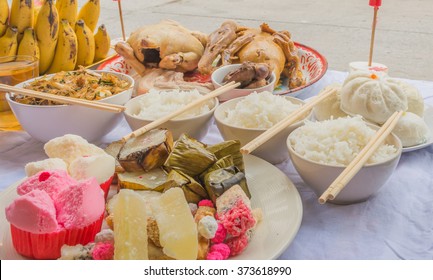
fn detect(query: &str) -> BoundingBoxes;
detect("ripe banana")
[0,26,18,57]
[56,0,78,28]
[77,0,100,33]
[17,28,40,60]
[75,19,95,68]
[0,0,9,37]
[9,0,34,42]
[35,0,59,74]
[47,19,78,74]
[32,3,41,27]
[94,24,111,62]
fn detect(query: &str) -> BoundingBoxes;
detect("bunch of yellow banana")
[0,0,111,74]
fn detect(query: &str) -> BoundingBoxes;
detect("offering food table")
[1,70,432,260]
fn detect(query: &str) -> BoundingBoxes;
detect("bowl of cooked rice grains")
[123,88,219,140]
[6,69,134,142]
[286,116,403,204]
[214,91,312,164]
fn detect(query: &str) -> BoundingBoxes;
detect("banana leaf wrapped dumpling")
[164,134,216,177]
[206,140,244,172]
[164,169,209,203]
[199,155,234,183]
[203,166,251,203]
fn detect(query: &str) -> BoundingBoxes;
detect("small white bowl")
[211,64,276,102]
[214,96,311,164]
[287,124,402,204]
[7,71,134,143]
[124,93,219,140]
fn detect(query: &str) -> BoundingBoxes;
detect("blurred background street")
[96,0,433,81]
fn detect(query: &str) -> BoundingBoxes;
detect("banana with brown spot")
[77,0,100,33]
[17,27,40,60]
[9,0,34,42]
[0,26,18,57]
[75,19,95,68]
[35,0,59,74]
[47,19,77,73]
[0,0,9,37]
[93,24,110,62]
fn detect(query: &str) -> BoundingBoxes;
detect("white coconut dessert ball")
[393,112,431,147]
[69,154,115,184]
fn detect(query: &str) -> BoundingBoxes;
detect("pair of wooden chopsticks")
[240,87,337,155]
[318,110,403,204]
[122,81,241,142]
[0,83,126,113]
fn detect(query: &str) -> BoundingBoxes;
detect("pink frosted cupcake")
[5,171,105,259]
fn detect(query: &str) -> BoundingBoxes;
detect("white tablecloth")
[1,70,432,260]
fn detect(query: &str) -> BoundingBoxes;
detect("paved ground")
[96,0,433,81]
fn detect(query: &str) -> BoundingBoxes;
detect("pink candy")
[211,223,227,243]
[226,234,249,256]
[198,199,214,208]
[206,251,224,260]
[92,242,114,260]
[218,200,255,237]
[209,243,230,260]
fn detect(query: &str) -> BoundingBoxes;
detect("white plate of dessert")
[0,154,303,260]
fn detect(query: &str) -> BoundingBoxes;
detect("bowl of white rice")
[124,88,218,140]
[214,91,311,164]
[287,116,402,204]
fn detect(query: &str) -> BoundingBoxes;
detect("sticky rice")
[288,116,398,166]
[224,92,301,129]
[134,89,212,120]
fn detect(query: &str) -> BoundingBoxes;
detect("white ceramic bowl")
[211,64,276,102]
[6,71,134,143]
[214,96,311,164]
[287,124,402,204]
[124,93,219,140]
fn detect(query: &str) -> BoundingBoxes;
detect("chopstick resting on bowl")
[122,81,241,142]
[240,87,337,155]
[0,83,126,113]
[318,110,403,204]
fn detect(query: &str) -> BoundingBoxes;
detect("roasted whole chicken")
[198,21,305,89]
[124,20,207,72]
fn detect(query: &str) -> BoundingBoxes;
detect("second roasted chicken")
[198,21,305,89]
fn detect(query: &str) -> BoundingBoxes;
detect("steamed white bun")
[396,80,424,117]
[393,112,431,147]
[340,71,408,124]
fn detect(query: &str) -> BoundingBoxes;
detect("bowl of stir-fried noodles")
[6,69,134,142]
